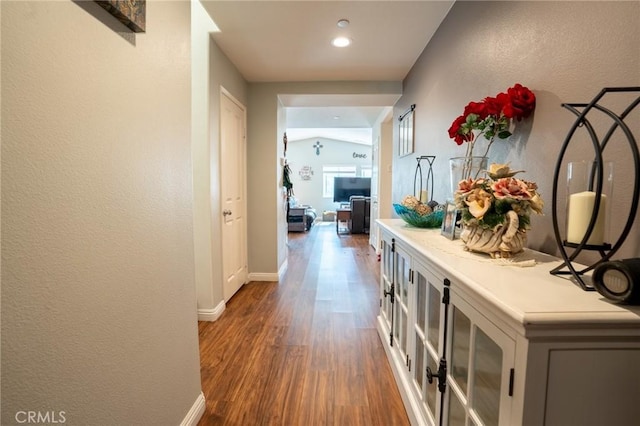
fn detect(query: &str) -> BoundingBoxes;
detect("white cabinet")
[409,259,446,425]
[379,234,413,364]
[377,219,640,426]
[444,292,515,425]
[393,240,411,363]
[380,236,394,338]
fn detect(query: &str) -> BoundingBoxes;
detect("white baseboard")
[180,391,205,426]
[248,259,287,282]
[248,272,279,281]
[248,259,288,282]
[197,300,225,322]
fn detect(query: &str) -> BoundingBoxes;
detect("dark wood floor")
[197,222,409,425]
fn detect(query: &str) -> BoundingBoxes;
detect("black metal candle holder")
[414,155,436,205]
[550,87,640,291]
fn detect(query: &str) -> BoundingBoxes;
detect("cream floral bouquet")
[454,164,544,231]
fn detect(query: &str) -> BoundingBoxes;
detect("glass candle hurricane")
[565,161,613,247]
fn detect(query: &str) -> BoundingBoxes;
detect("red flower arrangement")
[448,83,536,157]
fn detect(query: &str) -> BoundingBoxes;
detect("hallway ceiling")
[200,0,454,82]
[199,0,455,141]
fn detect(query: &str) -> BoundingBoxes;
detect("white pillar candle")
[566,191,607,245]
[420,190,428,203]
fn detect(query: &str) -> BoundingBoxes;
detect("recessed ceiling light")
[333,116,340,120]
[331,37,351,48]
[337,19,350,28]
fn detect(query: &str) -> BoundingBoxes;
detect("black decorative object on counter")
[550,87,640,291]
[393,155,443,229]
[413,155,436,207]
[592,258,640,304]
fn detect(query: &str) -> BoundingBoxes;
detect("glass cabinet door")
[380,236,394,329]
[381,236,393,285]
[410,261,445,424]
[444,293,515,426]
[393,245,411,358]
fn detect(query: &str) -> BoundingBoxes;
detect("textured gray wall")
[2,1,202,424]
[394,1,640,261]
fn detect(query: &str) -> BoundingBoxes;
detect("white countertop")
[377,219,640,335]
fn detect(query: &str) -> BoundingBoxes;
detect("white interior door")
[220,90,248,301]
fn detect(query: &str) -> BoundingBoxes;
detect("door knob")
[223,210,232,216]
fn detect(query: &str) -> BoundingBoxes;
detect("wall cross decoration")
[313,141,324,156]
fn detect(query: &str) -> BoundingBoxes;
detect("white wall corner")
[180,392,206,426]
[278,258,288,281]
[197,300,226,322]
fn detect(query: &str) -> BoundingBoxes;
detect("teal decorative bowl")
[393,204,444,228]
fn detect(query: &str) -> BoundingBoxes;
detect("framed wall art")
[95,0,146,33]
[398,104,415,157]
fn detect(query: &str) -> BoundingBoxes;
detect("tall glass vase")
[449,156,488,196]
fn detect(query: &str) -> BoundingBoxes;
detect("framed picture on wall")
[95,0,146,33]
[398,104,415,157]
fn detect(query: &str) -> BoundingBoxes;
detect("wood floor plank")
[334,405,374,426]
[264,345,309,425]
[197,223,409,425]
[360,329,410,425]
[309,300,335,372]
[298,371,334,425]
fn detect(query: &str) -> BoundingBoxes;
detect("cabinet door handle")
[426,358,447,393]
[426,366,436,383]
[383,284,395,303]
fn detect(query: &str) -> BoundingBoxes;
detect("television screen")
[333,177,371,202]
